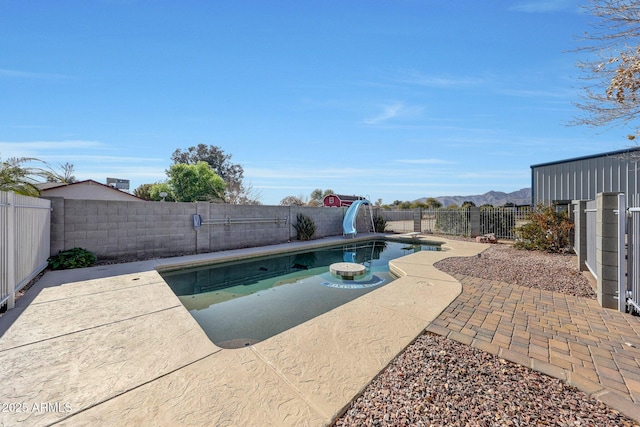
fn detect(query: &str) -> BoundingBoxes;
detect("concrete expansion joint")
[60,350,223,425]
[6,305,185,353]
[250,346,328,421]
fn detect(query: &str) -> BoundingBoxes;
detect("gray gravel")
[333,243,638,427]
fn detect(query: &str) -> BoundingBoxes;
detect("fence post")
[618,193,627,312]
[573,200,587,272]
[413,208,421,232]
[6,192,15,310]
[469,207,480,237]
[596,192,620,309]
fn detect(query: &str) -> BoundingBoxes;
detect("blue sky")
[0,0,633,205]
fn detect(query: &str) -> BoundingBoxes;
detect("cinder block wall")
[46,198,372,260]
[47,197,196,260]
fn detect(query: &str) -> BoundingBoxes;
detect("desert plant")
[372,214,388,232]
[513,204,574,253]
[48,247,97,270]
[292,213,316,241]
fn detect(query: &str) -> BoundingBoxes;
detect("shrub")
[372,214,388,232]
[292,213,316,241]
[513,204,574,253]
[48,247,97,270]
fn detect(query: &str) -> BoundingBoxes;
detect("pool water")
[161,239,440,348]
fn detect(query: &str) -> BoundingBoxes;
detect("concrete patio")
[0,236,486,426]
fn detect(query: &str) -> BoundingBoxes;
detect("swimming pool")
[161,239,440,348]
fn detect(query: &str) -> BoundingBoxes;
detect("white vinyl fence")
[0,191,51,310]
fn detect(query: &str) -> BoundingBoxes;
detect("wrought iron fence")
[378,206,530,239]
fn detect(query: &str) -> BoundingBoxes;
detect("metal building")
[530,147,640,205]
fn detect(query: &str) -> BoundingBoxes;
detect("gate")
[623,194,640,314]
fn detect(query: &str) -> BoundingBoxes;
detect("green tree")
[309,188,334,206]
[133,183,154,200]
[149,182,176,202]
[171,144,260,204]
[424,197,442,209]
[0,157,59,196]
[167,162,226,202]
[462,200,476,209]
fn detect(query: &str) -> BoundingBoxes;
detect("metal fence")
[0,191,51,310]
[478,207,531,239]
[379,206,530,239]
[423,208,471,237]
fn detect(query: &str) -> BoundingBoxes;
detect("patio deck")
[0,236,484,426]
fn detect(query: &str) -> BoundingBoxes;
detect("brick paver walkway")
[426,275,640,422]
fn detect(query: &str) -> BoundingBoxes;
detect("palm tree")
[0,157,59,196]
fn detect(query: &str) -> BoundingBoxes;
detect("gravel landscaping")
[333,243,639,427]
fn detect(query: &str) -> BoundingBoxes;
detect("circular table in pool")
[330,262,366,279]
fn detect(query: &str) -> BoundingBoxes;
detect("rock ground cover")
[333,243,638,427]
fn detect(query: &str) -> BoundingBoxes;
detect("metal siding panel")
[604,156,612,193]
[597,157,604,194]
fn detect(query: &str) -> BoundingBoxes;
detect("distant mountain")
[417,188,532,207]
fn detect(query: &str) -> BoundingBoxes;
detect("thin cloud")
[74,165,167,180]
[42,154,165,163]
[363,102,422,125]
[0,68,72,80]
[0,140,105,151]
[395,159,455,165]
[363,103,404,125]
[247,166,381,180]
[0,140,107,159]
[499,87,573,99]
[396,69,485,88]
[456,170,530,180]
[509,0,574,13]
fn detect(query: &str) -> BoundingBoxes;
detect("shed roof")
[530,147,640,169]
[327,194,364,201]
[37,179,143,201]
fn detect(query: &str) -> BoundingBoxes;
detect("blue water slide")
[342,199,370,237]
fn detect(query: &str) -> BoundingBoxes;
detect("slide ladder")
[342,199,374,237]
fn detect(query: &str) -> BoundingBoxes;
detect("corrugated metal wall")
[532,150,640,204]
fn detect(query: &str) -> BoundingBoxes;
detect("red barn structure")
[323,194,366,207]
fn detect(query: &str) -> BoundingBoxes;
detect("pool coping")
[0,234,488,426]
